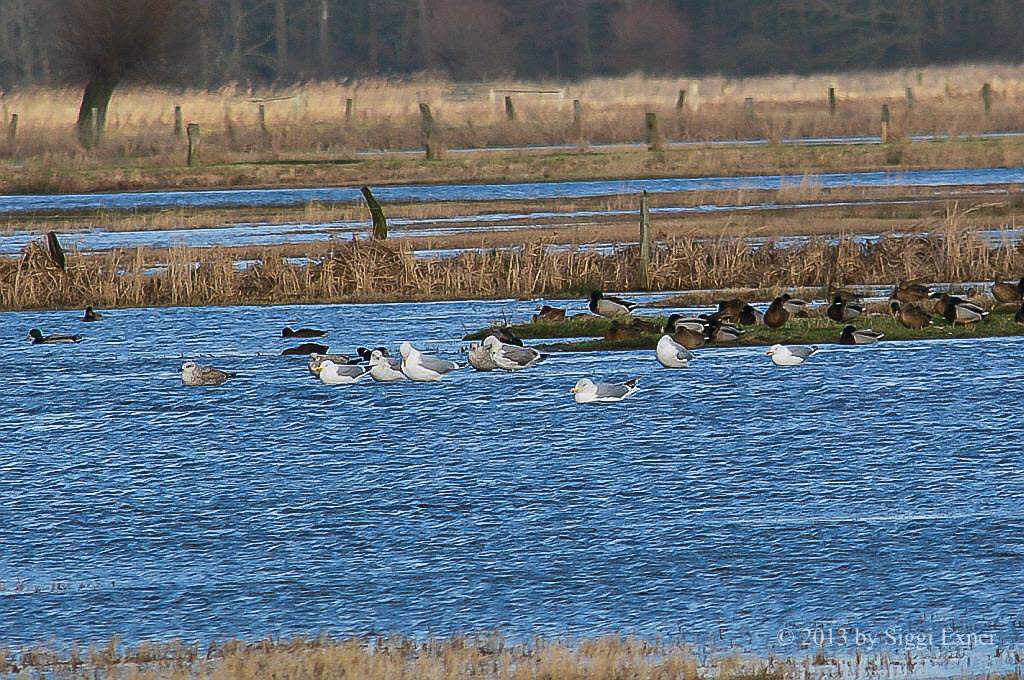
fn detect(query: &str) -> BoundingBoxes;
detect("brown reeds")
[3,218,1023,311]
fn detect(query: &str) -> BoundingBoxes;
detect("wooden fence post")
[186,123,200,166]
[880,104,891,144]
[644,112,663,151]
[675,89,687,110]
[982,83,992,115]
[174,106,183,138]
[46,232,66,271]
[571,99,586,151]
[419,103,443,160]
[639,191,652,288]
[257,104,270,146]
[905,87,914,109]
[504,95,515,121]
[744,97,755,121]
[361,186,388,240]
[7,113,17,149]
[345,98,354,123]
[827,87,836,115]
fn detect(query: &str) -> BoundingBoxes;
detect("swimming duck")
[82,307,103,322]
[308,353,355,376]
[889,300,932,329]
[571,377,639,403]
[589,290,637,319]
[281,342,329,356]
[891,281,931,303]
[826,295,864,323]
[181,361,235,386]
[315,360,371,385]
[368,349,406,382]
[482,335,545,371]
[604,320,643,342]
[282,326,327,338]
[655,333,694,368]
[839,325,884,345]
[992,276,1024,304]
[355,346,390,362]
[764,297,789,328]
[531,305,566,322]
[399,342,462,381]
[941,293,988,325]
[664,314,706,349]
[766,344,818,366]
[28,328,82,344]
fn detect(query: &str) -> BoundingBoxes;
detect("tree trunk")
[76,78,117,148]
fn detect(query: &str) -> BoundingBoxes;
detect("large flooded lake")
[2,296,1022,656]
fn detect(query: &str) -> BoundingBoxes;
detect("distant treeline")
[1,0,1022,87]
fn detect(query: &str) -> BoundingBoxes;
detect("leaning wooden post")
[361,185,388,240]
[982,83,992,115]
[7,113,17,149]
[675,89,687,110]
[639,191,652,288]
[173,106,183,138]
[504,95,515,121]
[644,112,663,151]
[419,102,443,160]
[827,87,836,115]
[344,98,354,122]
[186,123,200,166]
[905,87,915,110]
[880,104,891,144]
[46,232,66,271]
[744,97,755,121]
[571,99,586,151]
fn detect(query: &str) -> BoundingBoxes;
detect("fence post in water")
[361,186,388,240]
[880,104,891,144]
[345,98,354,123]
[827,87,836,115]
[174,106,183,138]
[186,123,200,166]
[905,87,915,110]
[644,112,663,152]
[7,113,17,149]
[676,89,687,110]
[504,95,516,121]
[46,232,66,271]
[982,83,992,115]
[419,103,443,160]
[571,99,586,151]
[639,191,652,289]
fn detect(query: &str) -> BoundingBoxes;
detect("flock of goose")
[24,276,1024,404]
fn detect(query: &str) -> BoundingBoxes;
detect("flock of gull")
[24,277,1024,404]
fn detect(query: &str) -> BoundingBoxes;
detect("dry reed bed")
[0,634,795,680]
[4,214,1022,311]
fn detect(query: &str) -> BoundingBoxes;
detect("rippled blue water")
[1,296,1023,652]
[3,166,1024,213]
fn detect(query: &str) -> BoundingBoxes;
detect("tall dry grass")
[0,633,789,680]
[2,63,1024,166]
[3,210,1022,311]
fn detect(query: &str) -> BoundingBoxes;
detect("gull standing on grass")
[481,335,545,371]
[766,344,819,367]
[571,378,640,403]
[399,342,462,382]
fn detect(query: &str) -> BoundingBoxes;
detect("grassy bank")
[488,311,1024,353]
[3,211,1023,311]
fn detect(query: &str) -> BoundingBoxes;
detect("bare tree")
[55,0,202,148]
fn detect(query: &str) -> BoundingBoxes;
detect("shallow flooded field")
[2,296,1022,652]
